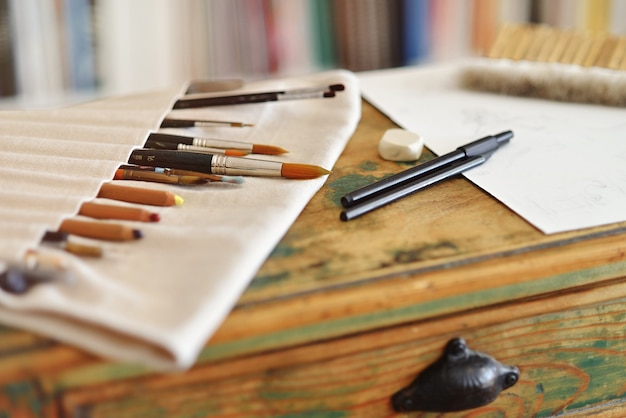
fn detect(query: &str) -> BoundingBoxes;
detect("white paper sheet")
[358,62,626,234]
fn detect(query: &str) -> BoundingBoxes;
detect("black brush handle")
[128,149,214,174]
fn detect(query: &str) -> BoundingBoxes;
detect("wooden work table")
[2,100,626,417]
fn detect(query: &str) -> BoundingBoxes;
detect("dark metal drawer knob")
[391,337,520,412]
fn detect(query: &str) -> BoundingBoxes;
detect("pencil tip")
[149,213,161,222]
[132,229,143,239]
[175,195,184,206]
[281,163,331,179]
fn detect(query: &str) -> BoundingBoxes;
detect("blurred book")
[9,0,65,101]
[4,0,623,105]
[0,0,16,97]
[62,0,96,91]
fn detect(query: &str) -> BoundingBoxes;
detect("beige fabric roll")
[0,70,361,370]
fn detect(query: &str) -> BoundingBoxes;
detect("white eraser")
[378,128,424,161]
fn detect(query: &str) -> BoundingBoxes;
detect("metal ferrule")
[210,154,283,176]
[192,137,251,151]
[277,91,325,101]
[178,144,228,155]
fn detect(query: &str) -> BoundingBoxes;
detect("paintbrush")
[147,133,287,156]
[128,149,331,180]
[160,118,254,128]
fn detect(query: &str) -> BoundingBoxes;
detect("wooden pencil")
[79,202,160,222]
[113,168,207,185]
[59,219,143,241]
[63,241,104,257]
[98,183,184,206]
[118,165,244,184]
[41,231,103,257]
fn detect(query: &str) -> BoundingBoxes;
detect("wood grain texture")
[188,101,626,367]
[1,100,626,417]
[57,286,626,417]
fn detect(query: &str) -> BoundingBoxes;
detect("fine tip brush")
[460,23,626,107]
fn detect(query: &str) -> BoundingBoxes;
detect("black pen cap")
[494,130,513,145]
[460,130,513,158]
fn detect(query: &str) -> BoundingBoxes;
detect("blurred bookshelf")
[1,0,625,108]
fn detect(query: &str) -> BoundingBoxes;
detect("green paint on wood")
[357,161,378,172]
[198,260,626,364]
[249,271,291,290]
[48,259,626,410]
[269,244,304,259]
[390,241,460,263]
[530,373,587,417]
[326,174,380,207]
[591,340,609,349]
[2,381,43,416]
[515,334,626,416]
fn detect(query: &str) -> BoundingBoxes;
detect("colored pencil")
[113,168,208,185]
[59,219,143,241]
[98,183,184,206]
[119,165,244,184]
[41,231,103,257]
[79,202,160,222]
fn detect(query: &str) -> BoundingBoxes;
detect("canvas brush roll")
[460,23,626,107]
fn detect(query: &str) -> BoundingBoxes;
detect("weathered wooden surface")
[4,281,624,417]
[1,100,626,416]
[196,100,626,366]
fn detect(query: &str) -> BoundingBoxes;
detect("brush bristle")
[225,149,250,157]
[252,144,288,155]
[459,23,626,107]
[281,163,331,179]
[460,58,626,107]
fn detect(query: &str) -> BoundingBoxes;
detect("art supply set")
[2,80,345,295]
[0,69,361,371]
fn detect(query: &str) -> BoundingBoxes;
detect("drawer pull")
[391,337,519,412]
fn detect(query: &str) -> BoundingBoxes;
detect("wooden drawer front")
[55,284,626,417]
